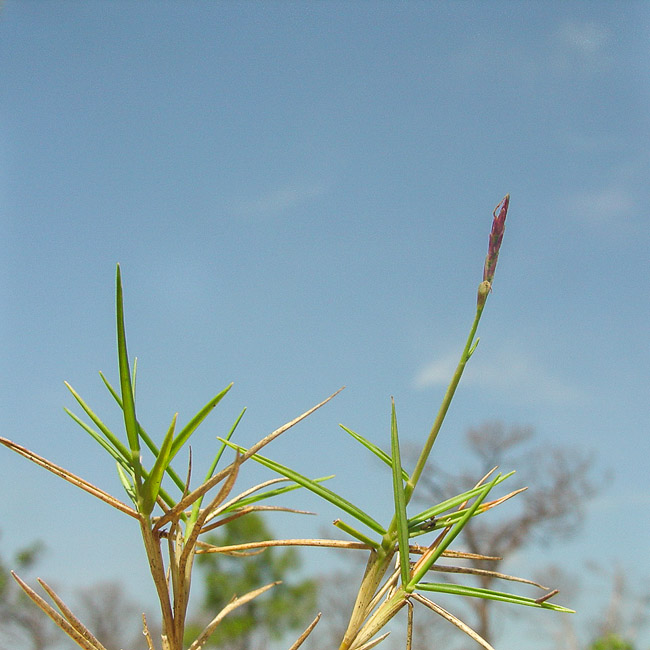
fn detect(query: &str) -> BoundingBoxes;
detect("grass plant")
[1,194,573,650]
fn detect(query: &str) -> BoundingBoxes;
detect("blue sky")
[1,2,649,649]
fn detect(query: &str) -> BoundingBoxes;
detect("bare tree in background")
[411,422,596,647]
[73,582,152,650]
[583,564,650,649]
[0,540,59,650]
[0,535,152,650]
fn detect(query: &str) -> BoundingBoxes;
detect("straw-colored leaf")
[412,592,496,650]
[141,614,156,650]
[221,475,334,512]
[0,437,139,519]
[242,387,345,460]
[354,631,392,650]
[152,462,235,532]
[220,439,386,535]
[427,563,547,589]
[187,581,279,650]
[201,504,315,535]
[11,572,107,650]
[407,472,513,530]
[36,578,108,650]
[196,537,373,554]
[287,613,321,650]
[189,407,246,524]
[408,476,499,588]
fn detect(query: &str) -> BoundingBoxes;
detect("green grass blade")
[131,356,137,400]
[169,383,233,461]
[204,408,245,483]
[408,472,514,530]
[413,582,574,612]
[115,265,141,479]
[64,408,131,470]
[141,413,177,515]
[99,371,187,494]
[390,399,410,587]
[116,462,137,504]
[333,519,380,549]
[220,439,386,535]
[222,475,334,511]
[410,503,498,537]
[65,406,177,510]
[64,383,131,462]
[339,424,410,482]
[408,475,499,588]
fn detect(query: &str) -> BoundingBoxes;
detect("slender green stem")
[406,300,485,503]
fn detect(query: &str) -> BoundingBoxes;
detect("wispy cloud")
[233,182,326,218]
[555,21,610,57]
[414,345,582,404]
[549,21,612,73]
[567,181,638,226]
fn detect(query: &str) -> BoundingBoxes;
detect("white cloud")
[549,20,612,73]
[413,350,460,389]
[555,21,610,56]
[414,345,582,404]
[234,182,326,218]
[567,181,639,226]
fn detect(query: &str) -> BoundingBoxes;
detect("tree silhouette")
[0,538,58,650]
[411,422,595,647]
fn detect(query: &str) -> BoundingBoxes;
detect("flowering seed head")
[483,194,510,286]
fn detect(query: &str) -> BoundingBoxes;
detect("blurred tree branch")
[0,538,57,650]
[411,421,596,646]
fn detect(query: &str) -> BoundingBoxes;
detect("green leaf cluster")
[64,266,240,519]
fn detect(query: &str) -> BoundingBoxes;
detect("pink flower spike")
[483,194,510,285]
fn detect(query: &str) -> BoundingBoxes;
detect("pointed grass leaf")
[205,407,246,480]
[64,384,131,463]
[141,413,177,515]
[408,475,499,589]
[220,439,386,535]
[64,408,131,472]
[224,475,334,512]
[339,424,410,482]
[390,399,410,587]
[407,471,514,530]
[115,265,140,475]
[116,462,137,504]
[99,371,187,495]
[189,406,246,525]
[413,582,574,612]
[169,383,233,461]
[333,519,380,549]
[64,408,180,509]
